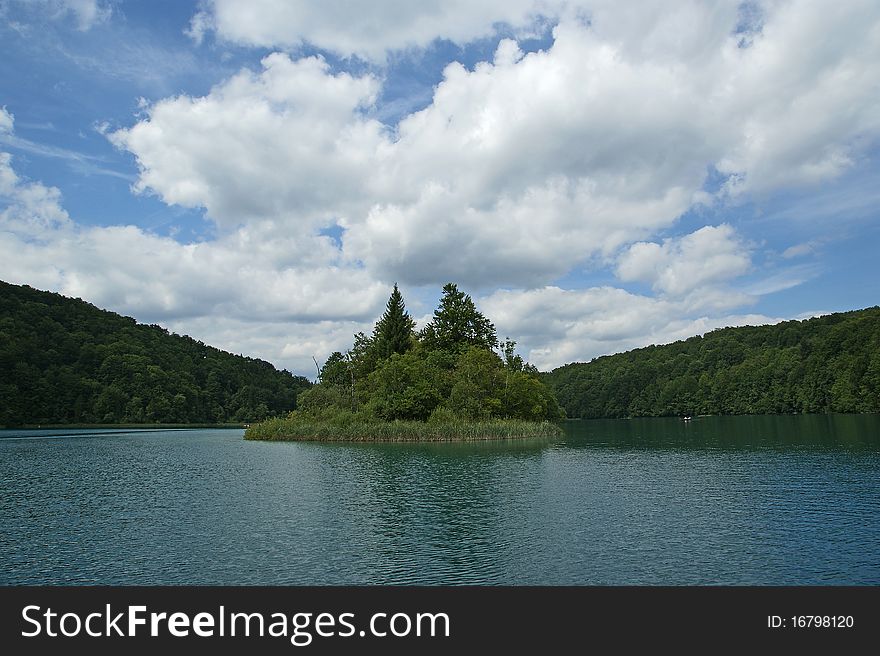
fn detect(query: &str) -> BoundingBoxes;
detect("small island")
[245,283,564,442]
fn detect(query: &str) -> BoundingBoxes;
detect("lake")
[1,415,879,585]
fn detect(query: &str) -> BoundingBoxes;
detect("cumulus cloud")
[714,1,880,196]
[189,0,556,61]
[0,230,385,373]
[616,225,752,297]
[6,1,880,374]
[0,152,73,238]
[116,4,880,291]
[481,286,780,371]
[109,53,387,229]
[162,315,372,377]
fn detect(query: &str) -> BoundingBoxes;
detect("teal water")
[1,415,879,585]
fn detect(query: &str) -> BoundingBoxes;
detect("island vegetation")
[0,280,311,426]
[245,283,564,441]
[545,306,880,418]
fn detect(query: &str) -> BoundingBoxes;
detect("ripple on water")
[1,418,879,585]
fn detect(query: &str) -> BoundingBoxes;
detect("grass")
[244,416,562,442]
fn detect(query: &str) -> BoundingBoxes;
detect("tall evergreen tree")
[373,283,416,359]
[420,283,498,353]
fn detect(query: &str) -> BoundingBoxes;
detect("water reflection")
[563,414,880,450]
[258,437,553,584]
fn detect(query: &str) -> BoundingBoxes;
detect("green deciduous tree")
[448,347,504,419]
[320,351,349,386]
[365,352,444,421]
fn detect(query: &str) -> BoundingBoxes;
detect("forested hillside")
[0,281,311,426]
[546,307,880,418]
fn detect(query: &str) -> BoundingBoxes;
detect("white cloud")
[743,264,821,296]
[109,53,387,229]
[616,224,751,297]
[0,212,386,327]
[715,0,880,196]
[0,152,73,238]
[6,1,880,375]
[190,0,556,61]
[163,315,371,377]
[782,240,825,259]
[0,106,131,180]
[0,107,13,135]
[117,5,880,292]
[481,285,780,370]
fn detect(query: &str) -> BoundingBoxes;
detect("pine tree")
[420,283,498,353]
[373,284,416,359]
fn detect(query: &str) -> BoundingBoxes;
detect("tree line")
[545,307,880,418]
[300,282,564,423]
[0,280,311,426]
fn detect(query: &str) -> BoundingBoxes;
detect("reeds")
[244,416,562,442]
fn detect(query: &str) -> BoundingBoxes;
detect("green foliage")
[503,370,566,421]
[248,282,564,439]
[244,415,562,442]
[0,280,311,426]
[448,347,505,419]
[546,307,880,418]
[420,283,498,353]
[296,384,350,417]
[372,283,416,359]
[348,331,378,382]
[319,351,349,386]
[427,406,457,424]
[445,346,565,421]
[365,352,445,421]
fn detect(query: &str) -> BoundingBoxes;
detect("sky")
[1,0,879,377]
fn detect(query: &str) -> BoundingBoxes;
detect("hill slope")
[0,280,311,426]
[546,307,880,418]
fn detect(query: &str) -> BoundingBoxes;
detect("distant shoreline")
[2,423,247,431]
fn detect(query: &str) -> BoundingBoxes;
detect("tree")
[365,352,444,421]
[502,371,565,420]
[373,284,416,359]
[448,347,504,419]
[500,338,524,372]
[420,283,497,354]
[348,331,378,381]
[320,351,349,386]
[297,384,350,418]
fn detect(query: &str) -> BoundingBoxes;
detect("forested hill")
[0,280,311,426]
[546,307,880,419]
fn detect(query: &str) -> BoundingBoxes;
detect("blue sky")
[1,0,878,376]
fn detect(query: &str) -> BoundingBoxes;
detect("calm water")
[1,415,879,585]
